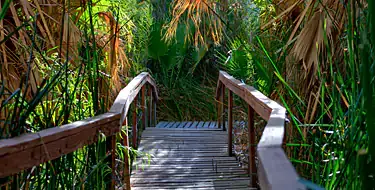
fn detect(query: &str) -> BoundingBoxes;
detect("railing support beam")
[106,135,116,189]
[217,82,222,129]
[248,105,257,187]
[228,90,233,157]
[122,118,131,190]
[132,95,138,149]
[0,72,158,190]
[153,101,157,127]
[215,70,302,190]
[141,86,146,130]
[221,85,226,131]
[148,85,152,127]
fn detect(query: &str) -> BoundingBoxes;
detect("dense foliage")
[0,0,374,189]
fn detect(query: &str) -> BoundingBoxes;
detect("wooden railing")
[216,71,304,189]
[0,72,158,190]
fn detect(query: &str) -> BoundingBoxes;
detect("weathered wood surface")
[156,121,220,129]
[0,72,159,189]
[0,70,304,190]
[109,72,158,125]
[216,71,304,189]
[0,113,120,177]
[131,124,251,189]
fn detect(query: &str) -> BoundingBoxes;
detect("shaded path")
[130,121,253,189]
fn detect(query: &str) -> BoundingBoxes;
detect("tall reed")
[0,0,148,188]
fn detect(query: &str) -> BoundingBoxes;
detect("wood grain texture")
[209,122,217,128]
[221,85,226,131]
[257,147,304,190]
[228,90,233,157]
[131,127,250,189]
[171,122,180,128]
[141,86,146,130]
[132,96,138,149]
[122,117,131,190]
[197,121,205,128]
[217,82,223,130]
[215,71,302,190]
[203,121,210,128]
[0,113,119,157]
[216,71,272,120]
[109,72,159,125]
[178,121,188,128]
[155,121,220,129]
[165,122,175,128]
[248,105,257,188]
[148,86,153,127]
[0,113,120,177]
[184,121,193,128]
[155,121,167,128]
[189,121,199,128]
[106,135,116,189]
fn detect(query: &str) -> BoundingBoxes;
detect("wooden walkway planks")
[156,121,219,129]
[131,122,252,189]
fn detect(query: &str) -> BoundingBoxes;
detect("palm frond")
[164,0,223,48]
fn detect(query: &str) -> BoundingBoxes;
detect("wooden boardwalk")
[0,71,303,190]
[130,121,252,189]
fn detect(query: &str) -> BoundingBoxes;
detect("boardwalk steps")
[131,121,254,189]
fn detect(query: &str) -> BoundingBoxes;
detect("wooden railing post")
[122,118,131,190]
[111,135,116,189]
[132,95,138,149]
[141,86,146,130]
[153,95,157,127]
[248,105,257,187]
[217,83,222,129]
[228,90,233,156]
[148,86,152,127]
[106,135,116,189]
[0,72,158,188]
[221,86,226,131]
[283,119,288,150]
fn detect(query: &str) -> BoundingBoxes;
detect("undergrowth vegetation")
[0,0,374,189]
[223,0,375,189]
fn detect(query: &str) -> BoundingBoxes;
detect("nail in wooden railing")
[0,72,158,190]
[215,71,304,190]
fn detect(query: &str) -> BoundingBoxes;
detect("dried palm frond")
[164,0,224,48]
[97,12,130,94]
[0,0,133,130]
[285,0,345,122]
[261,0,303,30]
[0,0,133,96]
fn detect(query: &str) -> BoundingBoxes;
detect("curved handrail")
[110,72,158,125]
[0,72,158,189]
[215,71,304,190]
